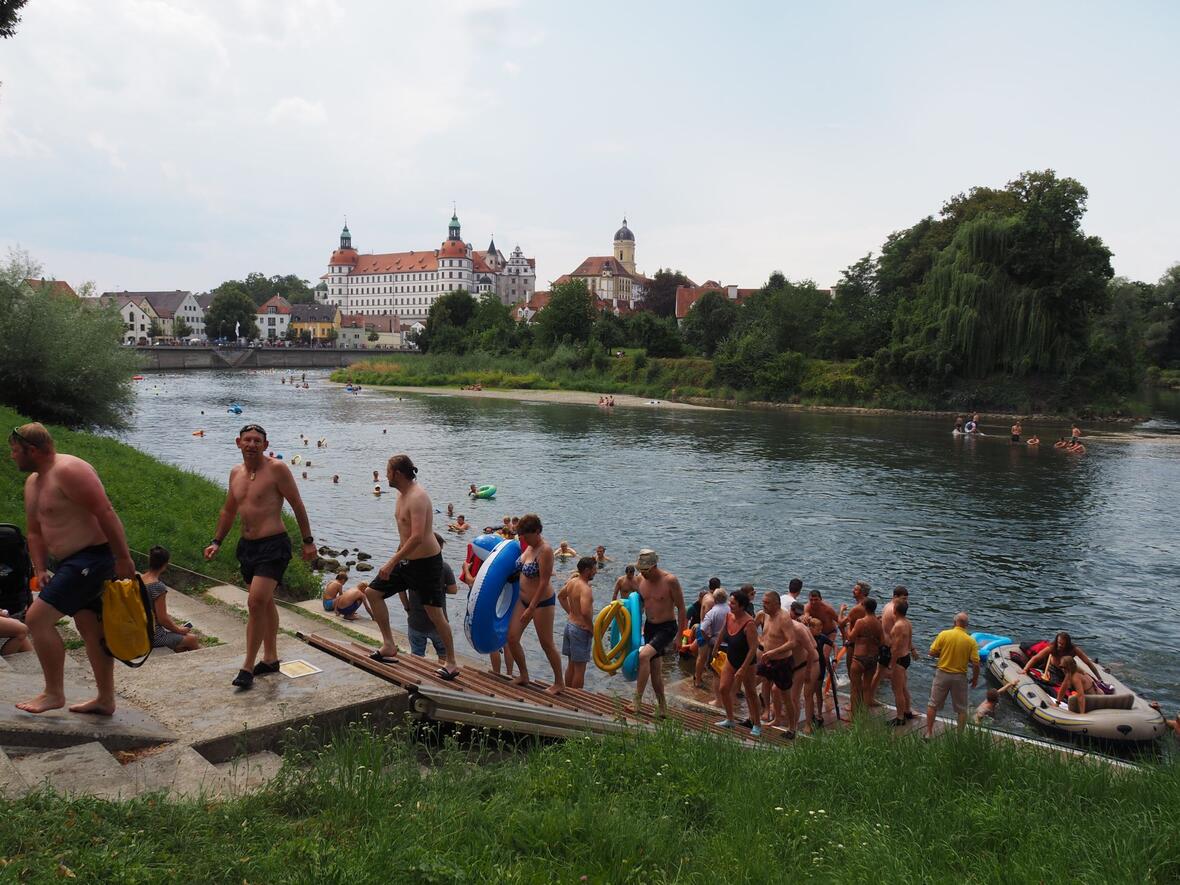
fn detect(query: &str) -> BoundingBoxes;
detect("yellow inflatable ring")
[592,600,631,673]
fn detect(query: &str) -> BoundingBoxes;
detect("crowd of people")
[11,420,1180,744]
[953,414,1084,453]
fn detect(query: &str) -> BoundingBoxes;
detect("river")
[120,370,1180,746]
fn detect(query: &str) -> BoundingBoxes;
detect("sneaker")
[751,725,762,737]
[715,719,735,728]
[231,669,254,689]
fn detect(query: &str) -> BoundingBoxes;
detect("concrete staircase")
[1,580,410,803]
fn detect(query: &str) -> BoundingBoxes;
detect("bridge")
[133,346,403,371]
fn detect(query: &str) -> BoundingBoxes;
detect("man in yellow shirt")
[924,611,980,737]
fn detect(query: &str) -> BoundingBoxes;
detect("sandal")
[436,667,461,682]
[253,659,281,676]
[231,669,254,689]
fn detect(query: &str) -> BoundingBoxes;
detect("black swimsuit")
[725,618,751,670]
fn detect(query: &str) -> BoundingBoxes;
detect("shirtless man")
[365,455,457,678]
[630,549,686,716]
[869,585,909,705]
[804,589,839,644]
[557,556,597,689]
[847,597,884,720]
[1011,420,1022,444]
[12,424,135,715]
[206,423,316,689]
[612,564,640,601]
[887,600,918,725]
[838,581,871,677]
[787,601,820,734]
[448,515,469,533]
[754,592,796,730]
[594,545,610,568]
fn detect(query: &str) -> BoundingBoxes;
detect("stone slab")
[0,671,177,752]
[215,750,284,795]
[15,741,138,801]
[114,635,410,763]
[127,745,232,800]
[0,747,28,798]
[3,649,90,679]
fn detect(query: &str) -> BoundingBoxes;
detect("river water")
[120,370,1180,744]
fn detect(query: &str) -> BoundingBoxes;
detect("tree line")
[418,170,1180,409]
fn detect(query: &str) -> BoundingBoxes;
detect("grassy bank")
[0,406,319,597]
[0,723,1176,882]
[334,353,1145,417]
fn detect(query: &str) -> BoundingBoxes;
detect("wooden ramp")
[303,633,803,743]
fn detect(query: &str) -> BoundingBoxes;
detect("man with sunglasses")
[204,423,317,688]
[10,423,135,715]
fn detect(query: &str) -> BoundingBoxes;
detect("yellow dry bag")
[101,575,155,667]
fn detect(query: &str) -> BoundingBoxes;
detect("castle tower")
[613,217,635,274]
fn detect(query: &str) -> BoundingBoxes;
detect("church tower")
[613,217,636,274]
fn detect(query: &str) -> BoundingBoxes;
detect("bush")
[0,265,139,429]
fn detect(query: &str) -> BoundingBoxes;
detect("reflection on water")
[119,371,1180,741]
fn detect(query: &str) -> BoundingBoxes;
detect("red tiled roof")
[471,253,492,273]
[526,290,550,311]
[438,240,468,259]
[25,278,77,299]
[330,248,358,266]
[339,312,401,333]
[346,251,441,275]
[675,284,755,320]
[257,295,292,315]
[568,256,638,280]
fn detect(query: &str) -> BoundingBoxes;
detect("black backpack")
[0,524,33,618]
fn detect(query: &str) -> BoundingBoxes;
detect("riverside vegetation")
[0,405,319,598]
[1,723,1177,882]
[338,170,1180,416]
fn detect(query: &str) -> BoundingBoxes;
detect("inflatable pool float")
[191,430,205,437]
[987,644,1166,742]
[290,454,303,466]
[970,631,1012,658]
[614,592,643,681]
[132,375,145,381]
[227,405,243,415]
[471,484,497,500]
[678,627,698,656]
[464,537,521,654]
[710,649,728,676]
[593,600,632,674]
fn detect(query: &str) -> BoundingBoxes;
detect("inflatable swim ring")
[132,375,145,381]
[970,631,1013,659]
[464,537,521,654]
[593,601,632,673]
[472,484,497,500]
[191,430,205,437]
[290,455,303,466]
[711,649,728,676]
[678,628,697,656]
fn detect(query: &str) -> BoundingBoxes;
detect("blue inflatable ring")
[970,631,1013,659]
[464,537,521,654]
[609,591,643,682]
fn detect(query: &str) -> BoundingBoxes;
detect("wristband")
[210,538,222,547]
[303,536,315,545]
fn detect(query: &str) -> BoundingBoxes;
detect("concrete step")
[0,747,29,798]
[14,741,139,801]
[4,649,90,680]
[214,750,283,795]
[127,745,232,800]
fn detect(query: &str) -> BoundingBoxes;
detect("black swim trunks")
[1011,434,1021,443]
[236,532,292,585]
[897,654,911,670]
[757,656,796,689]
[38,543,114,617]
[643,619,679,657]
[370,553,445,608]
[878,645,892,667]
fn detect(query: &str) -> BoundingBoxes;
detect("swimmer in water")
[373,485,382,496]
[448,515,470,533]
[1026,435,1040,446]
[332,475,339,483]
[373,471,380,483]
[469,484,480,498]
[555,541,577,559]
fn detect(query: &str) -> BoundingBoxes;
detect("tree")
[208,272,316,307]
[640,269,693,318]
[419,289,477,353]
[536,280,596,344]
[0,248,138,428]
[1,0,28,39]
[624,311,684,358]
[680,290,737,357]
[147,319,163,339]
[817,254,888,359]
[174,318,192,338]
[205,288,259,340]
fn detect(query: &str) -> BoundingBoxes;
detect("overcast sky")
[2,0,1177,294]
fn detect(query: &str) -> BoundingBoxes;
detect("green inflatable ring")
[474,484,497,499]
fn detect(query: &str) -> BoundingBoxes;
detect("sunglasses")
[10,427,39,449]
[238,423,268,440]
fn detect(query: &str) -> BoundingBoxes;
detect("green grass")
[1,722,1176,882]
[1,405,320,598]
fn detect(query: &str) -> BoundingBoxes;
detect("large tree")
[419,289,477,353]
[640,269,693,318]
[205,288,259,340]
[1,0,28,39]
[536,280,596,344]
[680,289,737,356]
[209,272,316,307]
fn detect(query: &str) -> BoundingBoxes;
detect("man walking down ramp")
[11,423,135,715]
[629,549,686,717]
[205,424,317,689]
[925,611,980,737]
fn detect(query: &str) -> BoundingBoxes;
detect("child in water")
[974,687,1000,723]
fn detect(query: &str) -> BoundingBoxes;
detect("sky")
[1,0,1178,295]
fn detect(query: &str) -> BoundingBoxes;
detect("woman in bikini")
[713,589,762,736]
[1020,631,1102,685]
[506,513,565,694]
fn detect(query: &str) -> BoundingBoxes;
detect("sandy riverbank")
[344,383,720,411]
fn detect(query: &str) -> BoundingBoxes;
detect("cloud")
[87,132,126,171]
[267,97,328,127]
[503,60,522,76]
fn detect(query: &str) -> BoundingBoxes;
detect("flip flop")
[369,652,400,665]
[436,667,460,681]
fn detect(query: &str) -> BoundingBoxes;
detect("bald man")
[925,611,980,737]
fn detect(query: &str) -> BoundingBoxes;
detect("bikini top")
[517,557,540,579]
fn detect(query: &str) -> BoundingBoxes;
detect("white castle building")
[318,213,536,322]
